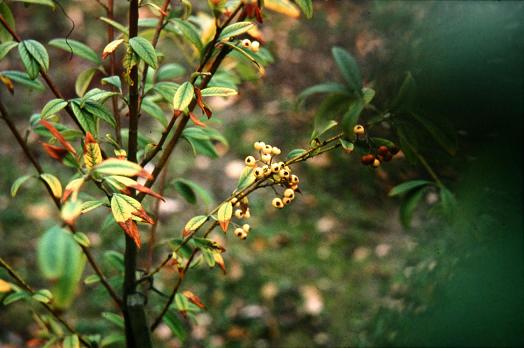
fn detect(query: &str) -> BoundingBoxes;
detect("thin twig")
[0,257,92,347]
[146,166,169,271]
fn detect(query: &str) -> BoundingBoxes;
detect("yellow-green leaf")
[172,81,194,112]
[218,22,255,41]
[63,177,85,202]
[41,98,67,120]
[92,158,151,178]
[183,215,207,237]
[102,39,125,59]
[200,87,238,97]
[83,133,102,169]
[61,200,83,225]
[217,202,233,232]
[40,173,62,199]
[11,175,33,197]
[129,36,158,69]
[236,167,255,191]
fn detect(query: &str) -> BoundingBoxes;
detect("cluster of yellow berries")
[234,224,250,240]
[240,39,260,53]
[245,141,300,210]
[230,196,251,240]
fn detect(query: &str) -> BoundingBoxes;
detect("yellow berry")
[272,197,284,209]
[234,227,245,238]
[244,209,251,219]
[242,197,249,204]
[290,174,299,184]
[372,158,381,168]
[245,156,256,167]
[241,39,251,48]
[271,147,281,155]
[262,144,273,155]
[235,201,241,208]
[242,224,250,232]
[271,163,280,173]
[235,209,244,219]
[231,197,238,205]
[254,167,264,178]
[284,188,295,199]
[262,165,271,175]
[279,169,290,179]
[284,165,291,172]
[251,40,260,52]
[254,141,265,151]
[282,197,292,205]
[261,153,272,163]
[353,124,365,135]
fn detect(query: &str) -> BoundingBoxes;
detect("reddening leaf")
[172,81,194,112]
[102,39,125,59]
[213,252,226,274]
[83,132,102,169]
[11,175,33,197]
[41,98,67,120]
[48,38,100,64]
[105,175,164,201]
[189,112,206,127]
[61,200,83,226]
[182,290,206,309]
[111,193,154,247]
[218,21,255,41]
[92,158,152,179]
[41,143,69,161]
[117,219,141,248]
[183,215,207,237]
[62,177,85,202]
[40,173,62,199]
[194,87,212,119]
[0,74,14,93]
[217,201,233,232]
[129,36,158,69]
[39,119,77,155]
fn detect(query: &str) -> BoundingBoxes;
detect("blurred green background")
[1,1,523,347]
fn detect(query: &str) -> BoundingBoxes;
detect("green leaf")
[75,68,97,97]
[3,291,28,305]
[22,40,49,72]
[101,75,122,91]
[100,334,125,347]
[99,17,129,36]
[369,137,396,148]
[10,0,55,8]
[11,175,33,197]
[71,101,97,135]
[63,335,80,348]
[72,232,90,247]
[41,98,68,120]
[222,42,260,69]
[286,148,306,160]
[82,88,119,103]
[102,312,125,329]
[129,36,158,69]
[174,293,190,311]
[341,99,364,139]
[294,0,313,18]
[400,186,427,228]
[410,113,457,156]
[440,186,457,216]
[390,72,416,112]
[93,158,147,178]
[298,82,349,105]
[169,19,203,52]
[164,310,187,342]
[362,87,376,104]
[18,41,40,79]
[172,178,214,206]
[40,173,62,199]
[311,93,349,140]
[104,250,124,271]
[219,21,255,41]
[32,289,53,303]
[200,86,238,97]
[332,46,362,95]
[182,127,218,158]
[0,3,15,43]
[173,81,194,111]
[37,225,69,278]
[0,70,45,91]
[236,167,255,191]
[0,41,18,60]
[83,100,116,128]
[157,63,186,81]
[340,139,354,152]
[80,200,105,214]
[389,180,432,197]
[48,38,100,64]
[141,97,167,127]
[311,120,337,141]
[83,274,100,285]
